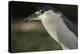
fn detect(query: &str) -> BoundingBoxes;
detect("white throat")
[40,10,77,49]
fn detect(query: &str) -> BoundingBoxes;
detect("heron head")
[24,5,61,22]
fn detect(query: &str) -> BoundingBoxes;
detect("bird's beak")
[24,17,30,22]
[24,13,39,22]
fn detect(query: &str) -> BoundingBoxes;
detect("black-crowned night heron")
[24,5,78,50]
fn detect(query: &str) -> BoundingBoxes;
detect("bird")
[24,5,78,50]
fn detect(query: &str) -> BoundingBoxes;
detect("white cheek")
[39,13,49,20]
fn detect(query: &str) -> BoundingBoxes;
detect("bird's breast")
[41,19,60,42]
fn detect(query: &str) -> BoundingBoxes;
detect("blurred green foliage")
[11,30,62,53]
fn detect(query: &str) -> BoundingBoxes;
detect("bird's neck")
[41,10,64,42]
[41,10,77,49]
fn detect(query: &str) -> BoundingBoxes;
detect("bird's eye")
[40,10,44,13]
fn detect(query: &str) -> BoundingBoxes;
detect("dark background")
[9,1,78,24]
